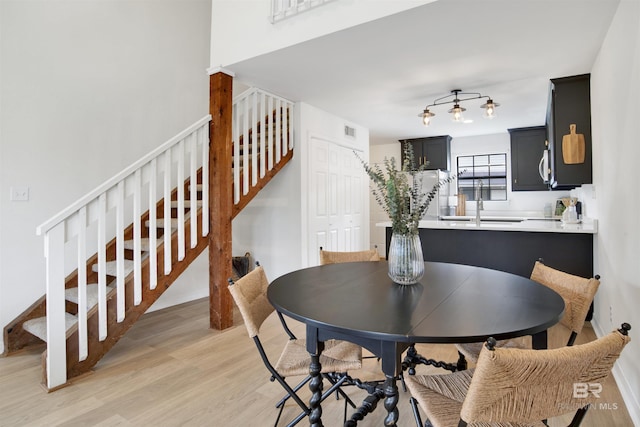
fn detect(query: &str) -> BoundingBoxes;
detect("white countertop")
[376,217,598,234]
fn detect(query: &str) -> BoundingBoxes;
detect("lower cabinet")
[385,227,594,319]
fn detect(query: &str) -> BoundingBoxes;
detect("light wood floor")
[0,298,633,426]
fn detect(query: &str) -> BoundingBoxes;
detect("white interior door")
[308,137,365,265]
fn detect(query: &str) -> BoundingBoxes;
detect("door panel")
[308,137,366,262]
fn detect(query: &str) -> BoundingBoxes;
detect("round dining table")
[268,261,565,427]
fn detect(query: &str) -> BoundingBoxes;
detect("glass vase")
[387,232,424,285]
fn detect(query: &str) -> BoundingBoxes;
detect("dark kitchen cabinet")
[399,135,451,171]
[547,74,592,189]
[509,126,549,191]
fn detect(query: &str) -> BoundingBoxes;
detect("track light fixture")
[419,89,500,127]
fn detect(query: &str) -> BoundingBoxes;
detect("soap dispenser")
[563,199,578,223]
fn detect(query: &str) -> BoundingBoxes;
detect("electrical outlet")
[610,305,613,326]
[10,186,29,201]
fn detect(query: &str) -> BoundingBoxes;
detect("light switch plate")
[10,186,29,201]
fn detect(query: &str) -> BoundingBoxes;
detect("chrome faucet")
[475,180,484,225]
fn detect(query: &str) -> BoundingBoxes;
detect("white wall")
[590,0,640,422]
[0,0,212,352]
[232,101,370,281]
[209,0,434,67]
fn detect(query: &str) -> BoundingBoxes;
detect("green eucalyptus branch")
[356,144,460,236]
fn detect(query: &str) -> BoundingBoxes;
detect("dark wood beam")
[208,71,234,330]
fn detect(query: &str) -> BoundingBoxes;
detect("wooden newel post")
[208,70,234,330]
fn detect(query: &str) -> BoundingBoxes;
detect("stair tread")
[91,259,135,276]
[23,313,77,342]
[123,238,162,251]
[65,283,114,309]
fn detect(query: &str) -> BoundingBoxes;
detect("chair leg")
[275,375,312,409]
[409,397,424,427]
[456,351,468,371]
[324,373,356,409]
[569,405,590,426]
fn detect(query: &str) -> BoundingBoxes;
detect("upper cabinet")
[399,135,451,171]
[509,126,548,191]
[547,74,592,189]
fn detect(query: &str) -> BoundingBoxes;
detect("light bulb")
[481,99,500,119]
[450,104,465,122]
[421,108,434,127]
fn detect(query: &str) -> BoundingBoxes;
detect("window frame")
[457,153,508,202]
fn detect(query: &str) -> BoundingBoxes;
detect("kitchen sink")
[441,215,524,223]
[447,220,522,227]
[478,218,523,223]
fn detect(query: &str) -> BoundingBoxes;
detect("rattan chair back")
[319,247,380,265]
[460,327,631,425]
[531,260,600,336]
[228,265,273,338]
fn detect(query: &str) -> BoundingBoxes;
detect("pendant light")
[419,89,500,127]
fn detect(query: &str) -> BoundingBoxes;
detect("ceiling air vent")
[344,125,356,138]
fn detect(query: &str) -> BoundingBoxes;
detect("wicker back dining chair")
[319,246,380,265]
[228,263,362,427]
[455,259,601,367]
[406,323,631,427]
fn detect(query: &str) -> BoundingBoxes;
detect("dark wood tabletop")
[268,260,565,345]
[267,261,565,426]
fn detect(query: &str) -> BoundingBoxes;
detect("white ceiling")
[227,0,620,144]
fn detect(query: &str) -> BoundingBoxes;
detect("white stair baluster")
[268,95,274,170]
[252,90,258,186]
[116,181,125,322]
[242,94,250,195]
[289,102,295,150]
[189,132,198,248]
[97,193,107,340]
[260,92,266,178]
[148,159,158,289]
[233,102,240,204]
[284,101,291,153]
[164,148,172,274]
[45,222,67,389]
[275,98,282,163]
[133,169,142,305]
[201,126,209,236]
[77,206,88,361]
[177,139,186,261]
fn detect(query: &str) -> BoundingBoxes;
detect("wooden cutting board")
[562,124,585,164]
[456,194,466,216]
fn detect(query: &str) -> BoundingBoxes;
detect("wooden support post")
[208,70,234,330]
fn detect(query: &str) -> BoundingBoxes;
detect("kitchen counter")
[376,217,598,234]
[379,215,596,286]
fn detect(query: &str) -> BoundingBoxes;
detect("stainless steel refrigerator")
[412,169,450,219]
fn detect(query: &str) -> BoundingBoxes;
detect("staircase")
[2,87,294,391]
